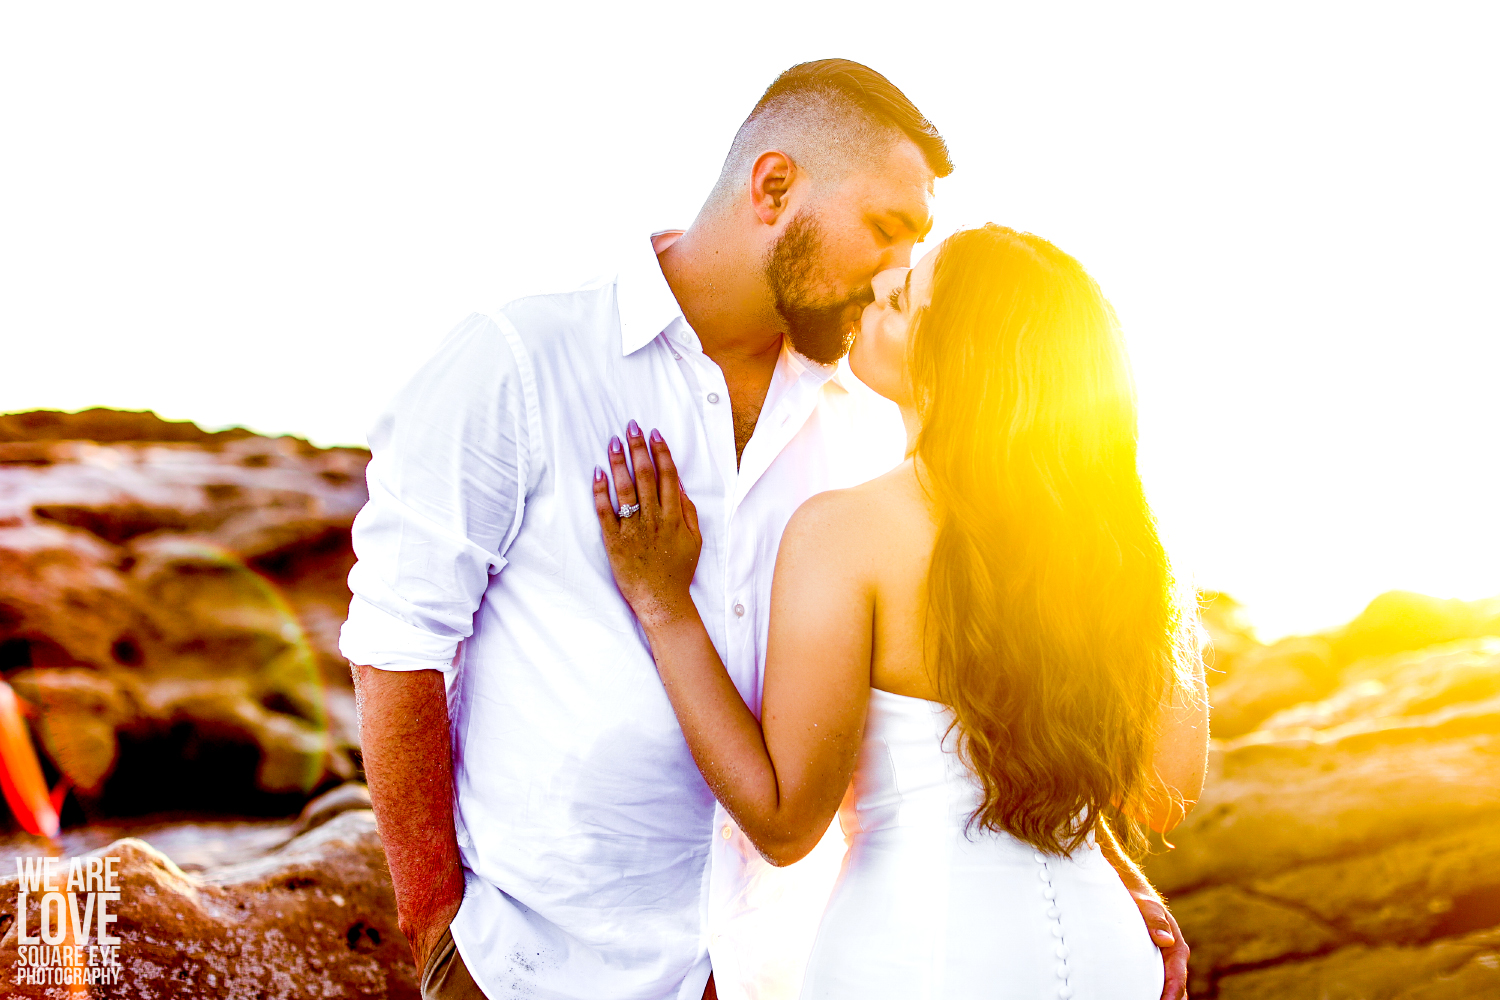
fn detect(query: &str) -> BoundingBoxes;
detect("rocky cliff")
[1,409,1496,998]
[0,784,416,998]
[0,409,367,818]
[1151,592,1500,998]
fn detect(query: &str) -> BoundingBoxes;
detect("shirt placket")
[664,322,751,697]
[723,364,830,716]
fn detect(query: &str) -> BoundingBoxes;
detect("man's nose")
[886,237,919,270]
[872,267,910,301]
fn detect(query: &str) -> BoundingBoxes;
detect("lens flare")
[0,678,61,838]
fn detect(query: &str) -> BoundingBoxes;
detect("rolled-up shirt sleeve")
[339,311,537,672]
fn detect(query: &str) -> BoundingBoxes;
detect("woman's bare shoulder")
[783,461,932,559]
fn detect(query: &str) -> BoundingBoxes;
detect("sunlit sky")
[2,3,1497,639]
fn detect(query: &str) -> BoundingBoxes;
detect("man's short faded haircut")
[710,58,954,206]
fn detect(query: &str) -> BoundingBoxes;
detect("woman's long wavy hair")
[909,224,1193,856]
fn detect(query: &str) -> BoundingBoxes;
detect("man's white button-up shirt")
[340,232,906,1000]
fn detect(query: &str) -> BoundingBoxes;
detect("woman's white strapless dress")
[798,689,1164,1000]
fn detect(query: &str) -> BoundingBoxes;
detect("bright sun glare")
[1,3,1496,640]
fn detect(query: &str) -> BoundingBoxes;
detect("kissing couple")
[342,58,1209,1000]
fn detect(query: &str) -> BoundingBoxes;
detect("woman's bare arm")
[593,425,873,865]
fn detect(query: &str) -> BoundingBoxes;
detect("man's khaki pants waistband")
[419,925,719,1000]
[421,925,489,1000]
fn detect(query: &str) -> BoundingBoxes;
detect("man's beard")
[763,210,871,365]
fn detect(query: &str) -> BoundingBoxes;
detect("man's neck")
[656,221,785,465]
[656,223,783,363]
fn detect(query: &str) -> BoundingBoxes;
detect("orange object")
[0,679,59,838]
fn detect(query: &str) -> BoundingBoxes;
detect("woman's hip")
[799,830,1162,999]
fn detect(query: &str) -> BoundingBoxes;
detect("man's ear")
[749,150,796,225]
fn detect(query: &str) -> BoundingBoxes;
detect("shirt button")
[707,392,720,404]
[733,603,745,617]
[722,824,733,839]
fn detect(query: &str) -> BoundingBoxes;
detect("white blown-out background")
[2,2,1496,639]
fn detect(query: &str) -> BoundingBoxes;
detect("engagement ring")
[618,503,640,518]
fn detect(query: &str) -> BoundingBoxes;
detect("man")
[342,59,1189,1000]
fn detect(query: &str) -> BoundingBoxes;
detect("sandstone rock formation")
[5,408,1499,999]
[1198,590,1262,683]
[1204,636,1336,740]
[0,410,368,820]
[1206,589,1500,740]
[0,785,416,999]
[1147,622,1500,998]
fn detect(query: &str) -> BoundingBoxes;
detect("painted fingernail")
[594,466,605,482]
[610,436,623,454]
[650,428,663,444]
[627,419,641,437]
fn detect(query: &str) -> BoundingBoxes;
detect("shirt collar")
[783,344,851,393]
[617,230,687,356]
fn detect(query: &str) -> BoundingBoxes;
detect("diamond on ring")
[618,503,640,518]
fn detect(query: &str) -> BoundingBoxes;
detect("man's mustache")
[841,299,867,335]
[841,288,876,334]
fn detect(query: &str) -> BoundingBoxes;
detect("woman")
[591,225,1208,998]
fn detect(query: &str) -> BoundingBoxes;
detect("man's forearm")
[353,663,467,967]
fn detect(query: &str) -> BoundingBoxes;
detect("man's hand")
[1096,820,1191,999]
[353,663,468,972]
[1129,887,1190,1000]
